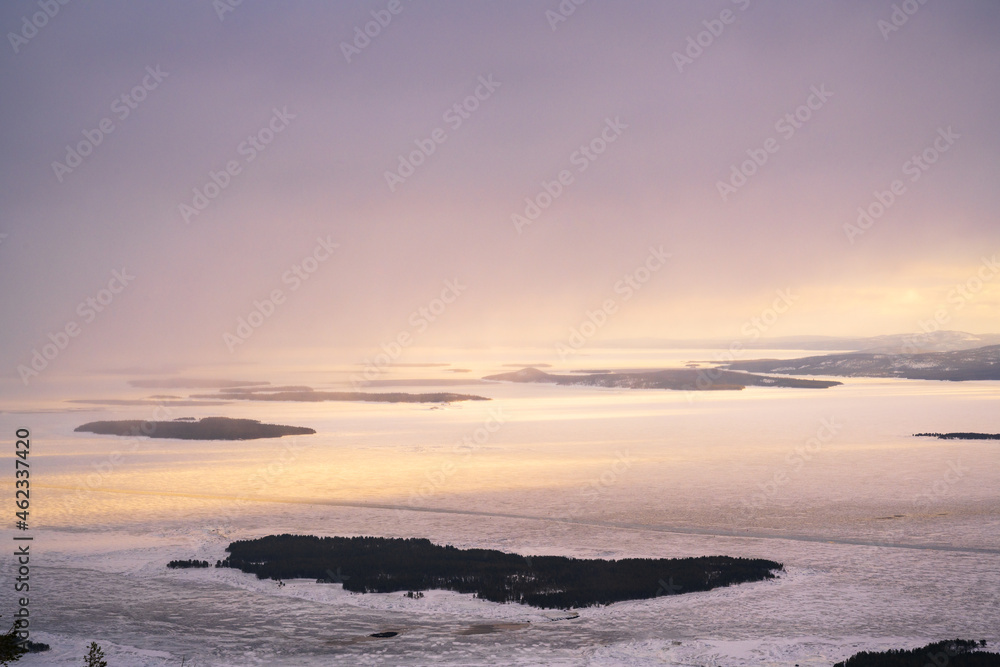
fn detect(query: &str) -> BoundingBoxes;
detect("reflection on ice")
[2,359,998,665]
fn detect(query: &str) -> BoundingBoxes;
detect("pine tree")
[84,642,107,667]
[0,621,26,666]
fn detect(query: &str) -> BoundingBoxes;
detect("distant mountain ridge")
[597,331,1000,353]
[723,345,1000,381]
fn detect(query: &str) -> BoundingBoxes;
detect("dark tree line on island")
[914,432,1000,440]
[0,622,56,665]
[834,639,997,666]
[167,559,211,569]
[215,535,783,609]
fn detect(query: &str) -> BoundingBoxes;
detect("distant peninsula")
[74,417,315,440]
[723,345,1000,381]
[483,367,840,390]
[128,378,270,389]
[216,534,783,609]
[194,388,490,403]
[915,432,1000,440]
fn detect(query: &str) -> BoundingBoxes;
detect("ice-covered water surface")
[2,359,998,665]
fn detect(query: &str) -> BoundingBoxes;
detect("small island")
[215,535,783,609]
[74,417,315,440]
[167,559,210,569]
[914,432,1000,440]
[834,639,995,666]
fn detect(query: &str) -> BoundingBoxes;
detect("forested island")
[915,432,1000,440]
[834,639,996,666]
[483,367,840,391]
[215,535,783,609]
[74,417,315,440]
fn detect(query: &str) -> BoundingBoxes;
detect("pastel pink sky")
[1,1,998,377]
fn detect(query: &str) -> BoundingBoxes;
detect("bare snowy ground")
[7,501,999,666]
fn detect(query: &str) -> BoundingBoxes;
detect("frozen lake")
[2,352,998,665]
